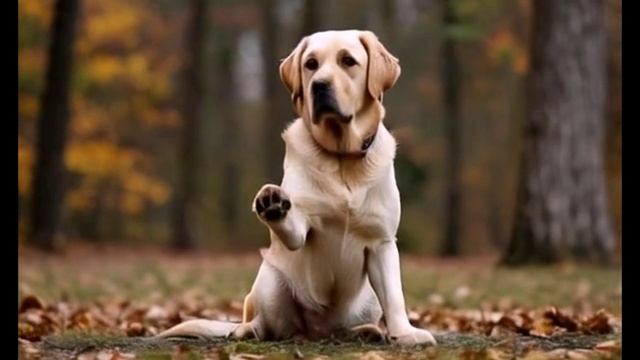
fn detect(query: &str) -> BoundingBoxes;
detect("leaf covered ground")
[18,244,621,359]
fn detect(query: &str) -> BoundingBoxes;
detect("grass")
[39,332,619,359]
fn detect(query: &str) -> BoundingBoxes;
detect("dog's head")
[279,30,401,155]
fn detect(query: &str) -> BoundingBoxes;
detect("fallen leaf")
[594,339,621,355]
[582,309,612,334]
[566,349,597,360]
[229,354,265,360]
[19,295,44,313]
[359,351,386,360]
[125,322,145,337]
[544,307,579,332]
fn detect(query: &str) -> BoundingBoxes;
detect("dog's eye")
[342,56,357,67]
[305,58,318,71]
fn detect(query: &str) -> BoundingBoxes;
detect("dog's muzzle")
[311,81,352,124]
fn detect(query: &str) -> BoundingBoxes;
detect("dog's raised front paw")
[253,184,291,222]
[390,327,437,346]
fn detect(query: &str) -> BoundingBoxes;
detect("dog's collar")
[361,129,377,152]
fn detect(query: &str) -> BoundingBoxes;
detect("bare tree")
[503,0,615,264]
[30,0,80,250]
[219,32,241,240]
[261,0,288,183]
[301,0,320,36]
[605,0,621,248]
[172,0,208,250]
[380,0,398,44]
[440,0,463,256]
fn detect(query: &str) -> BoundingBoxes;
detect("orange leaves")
[19,295,44,313]
[485,27,528,75]
[18,49,47,81]
[18,94,39,120]
[411,305,620,338]
[582,310,614,335]
[17,293,622,359]
[18,293,222,341]
[18,297,59,341]
[18,136,34,196]
[19,0,54,27]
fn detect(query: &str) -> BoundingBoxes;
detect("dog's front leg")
[367,240,437,346]
[252,184,309,251]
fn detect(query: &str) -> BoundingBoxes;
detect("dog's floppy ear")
[359,31,401,101]
[279,37,309,109]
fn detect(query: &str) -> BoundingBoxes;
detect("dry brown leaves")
[17,294,244,341]
[411,305,620,338]
[19,293,621,341]
[18,294,621,359]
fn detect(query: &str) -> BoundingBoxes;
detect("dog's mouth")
[311,82,352,125]
[314,111,353,125]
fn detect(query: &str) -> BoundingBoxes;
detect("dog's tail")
[154,319,240,339]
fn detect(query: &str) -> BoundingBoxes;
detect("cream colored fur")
[156,30,436,346]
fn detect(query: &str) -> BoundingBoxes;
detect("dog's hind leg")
[154,319,240,339]
[154,291,258,340]
[242,292,255,323]
[348,323,386,343]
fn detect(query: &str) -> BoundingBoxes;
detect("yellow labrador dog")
[157,30,436,346]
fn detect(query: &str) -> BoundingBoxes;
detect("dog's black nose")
[311,81,351,124]
[311,81,331,96]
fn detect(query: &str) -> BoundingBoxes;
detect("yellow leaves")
[125,55,155,91]
[86,55,124,84]
[19,0,54,25]
[82,53,175,110]
[66,141,139,177]
[485,27,528,75]
[83,1,142,49]
[64,140,171,215]
[85,54,155,87]
[18,48,46,74]
[19,94,39,121]
[127,55,148,78]
[122,173,171,207]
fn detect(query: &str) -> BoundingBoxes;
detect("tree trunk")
[261,0,287,183]
[605,0,621,253]
[172,0,208,250]
[503,0,615,264]
[301,0,320,36]
[440,0,463,256]
[380,0,397,44]
[219,33,240,241]
[29,0,80,251]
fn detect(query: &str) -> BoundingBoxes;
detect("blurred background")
[18,0,621,263]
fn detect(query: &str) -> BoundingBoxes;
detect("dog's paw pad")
[253,185,290,222]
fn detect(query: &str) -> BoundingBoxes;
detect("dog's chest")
[308,172,399,243]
